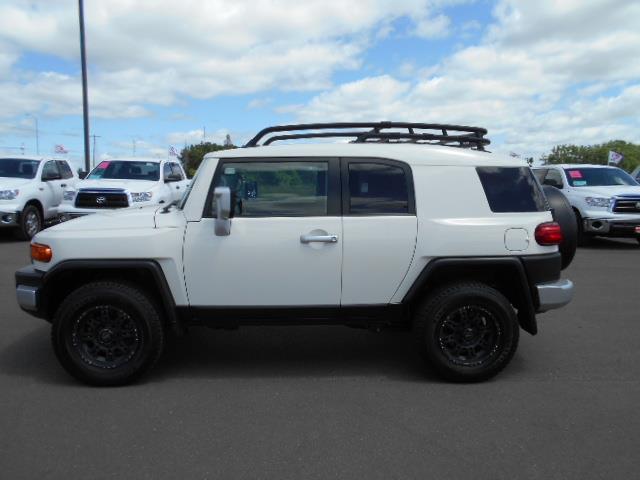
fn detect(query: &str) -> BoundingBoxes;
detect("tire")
[542,186,577,268]
[413,282,519,382]
[52,281,165,386]
[15,204,42,240]
[573,209,591,247]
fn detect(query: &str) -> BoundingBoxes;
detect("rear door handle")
[300,234,338,244]
[61,183,67,188]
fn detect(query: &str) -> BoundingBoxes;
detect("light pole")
[78,0,91,173]
[25,114,39,155]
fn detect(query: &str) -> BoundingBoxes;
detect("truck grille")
[612,196,640,214]
[75,189,129,209]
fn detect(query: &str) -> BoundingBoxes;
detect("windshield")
[0,158,40,179]
[564,167,638,187]
[87,161,160,181]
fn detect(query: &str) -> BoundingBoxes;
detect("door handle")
[61,184,67,188]
[300,234,338,244]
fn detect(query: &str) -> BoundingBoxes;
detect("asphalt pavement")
[1,232,639,479]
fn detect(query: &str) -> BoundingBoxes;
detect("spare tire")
[542,185,577,270]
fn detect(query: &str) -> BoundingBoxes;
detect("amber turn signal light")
[31,243,53,263]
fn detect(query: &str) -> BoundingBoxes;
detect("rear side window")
[476,167,547,213]
[347,162,411,215]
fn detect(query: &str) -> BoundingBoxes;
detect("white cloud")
[413,14,451,38]
[286,0,640,157]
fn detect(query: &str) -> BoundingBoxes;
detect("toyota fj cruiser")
[15,122,575,386]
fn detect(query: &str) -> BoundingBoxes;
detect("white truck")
[0,156,78,239]
[533,164,640,244]
[16,122,575,386]
[58,157,189,220]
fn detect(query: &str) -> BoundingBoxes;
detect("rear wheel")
[414,282,519,382]
[15,204,42,240]
[52,282,165,386]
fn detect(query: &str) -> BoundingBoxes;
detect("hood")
[0,177,33,190]
[48,204,161,232]
[76,178,159,192]
[570,185,640,197]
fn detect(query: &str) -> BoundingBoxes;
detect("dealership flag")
[169,145,178,157]
[608,150,623,165]
[54,144,68,154]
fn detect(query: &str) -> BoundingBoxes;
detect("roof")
[536,164,620,169]
[0,155,64,161]
[98,157,166,163]
[205,142,525,167]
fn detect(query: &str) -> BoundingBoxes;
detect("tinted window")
[163,163,172,180]
[476,167,547,212]
[170,163,184,180]
[57,161,73,179]
[0,158,39,179]
[533,169,547,183]
[563,167,638,187]
[42,161,61,180]
[216,161,328,217]
[348,163,409,214]
[87,161,160,181]
[544,169,563,189]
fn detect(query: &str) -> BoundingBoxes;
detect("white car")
[58,157,189,219]
[533,164,640,244]
[16,122,575,386]
[0,156,78,239]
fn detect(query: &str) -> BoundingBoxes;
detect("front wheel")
[16,204,42,240]
[52,282,165,386]
[413,282,519,382]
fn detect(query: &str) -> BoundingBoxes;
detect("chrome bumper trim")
[16,285,39,311]
[537,279,574,312]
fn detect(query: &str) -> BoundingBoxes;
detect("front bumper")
[536,279,574,312]
[15,266,46,318]
[0,210,19,227]
[583,216,640,237]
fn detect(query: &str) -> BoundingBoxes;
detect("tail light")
[535,222,563,246]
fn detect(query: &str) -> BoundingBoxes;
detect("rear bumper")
[536,279,574,312]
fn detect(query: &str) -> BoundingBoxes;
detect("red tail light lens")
[535,222,563,246]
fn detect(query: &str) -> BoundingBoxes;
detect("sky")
[0,0,638,170]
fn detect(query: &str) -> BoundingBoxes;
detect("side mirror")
[214,187,231,236]
[42,171,61,181]
[165,173,182,183]
[78,170,88,179]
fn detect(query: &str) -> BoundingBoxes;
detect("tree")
[179,141,236,177]
[541,140,640,172]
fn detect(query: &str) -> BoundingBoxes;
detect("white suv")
[533,164,640,244]
[15,122,575,386]
[58,157,189,219]
[0,156,77,239]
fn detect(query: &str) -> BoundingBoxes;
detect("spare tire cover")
[542,185,577,270]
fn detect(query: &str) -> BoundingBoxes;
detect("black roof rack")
[244,122,490,150]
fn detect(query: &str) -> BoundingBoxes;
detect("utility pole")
[202,126,206,144]
[25,114,39,155]
[132,138,136,157]
[78,0,91,172]
[91,134,101,168]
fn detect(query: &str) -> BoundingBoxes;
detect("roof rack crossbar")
[245,122,489,150]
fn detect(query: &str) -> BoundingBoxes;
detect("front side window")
[477,167,548,212]
[216,161,328,217]
[170,163,184,180]
[57,161,74,179]
[563,167,638,187]
[42,161,61,180]
[0,158,40,179]
[347,162,410,214]
[87,161,160,181]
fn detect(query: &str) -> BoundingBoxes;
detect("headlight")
[0,189,19,200]
[131,192,153,203]
[63,190,76,201]
[585,197,611,208]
